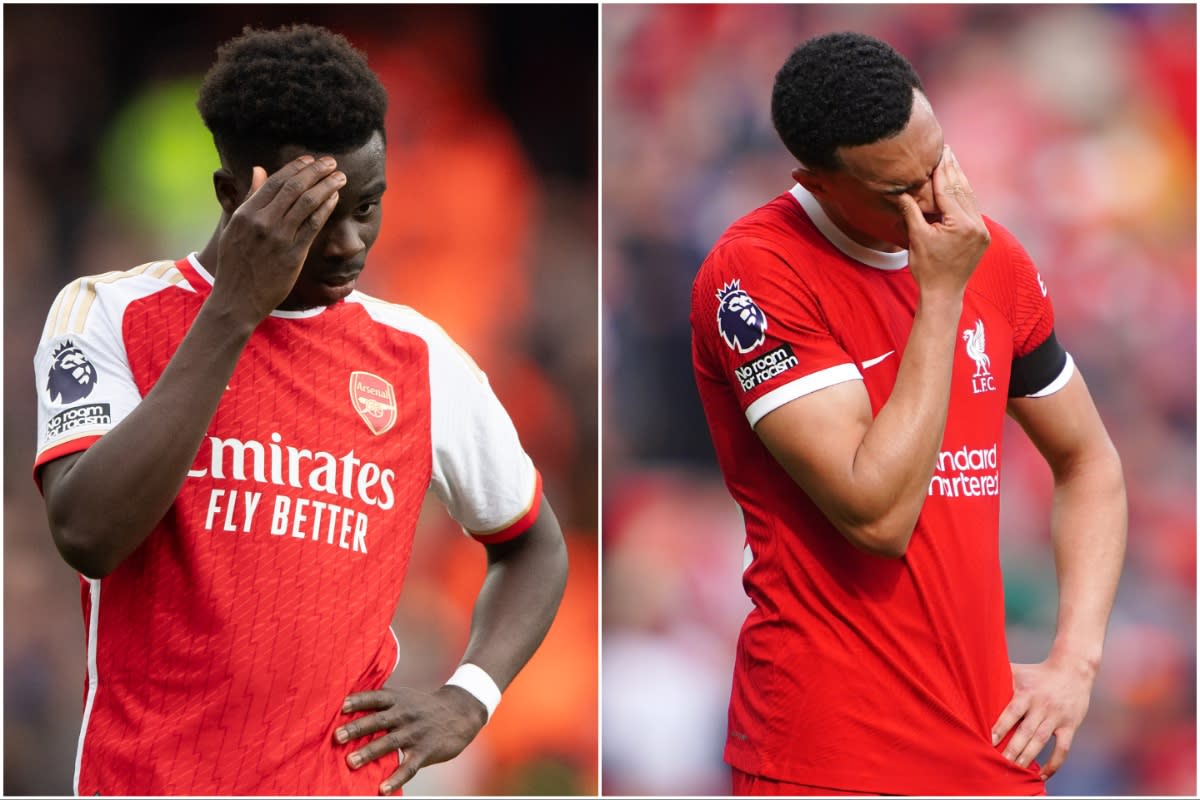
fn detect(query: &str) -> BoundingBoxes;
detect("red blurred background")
[602,4,1195,796]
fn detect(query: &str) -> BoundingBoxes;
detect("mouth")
[320,271,361,288]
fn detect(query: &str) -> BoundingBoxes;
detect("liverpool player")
[34,25,567,796]
[691,32,1125,795]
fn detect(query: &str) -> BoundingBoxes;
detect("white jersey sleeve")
[353,297,541,541]
[425,328,540,540]
[33,261,185,477]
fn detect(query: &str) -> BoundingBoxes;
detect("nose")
[320,218,366,262]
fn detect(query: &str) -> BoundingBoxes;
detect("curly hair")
[771,32,923,172]
[197,24,388,170]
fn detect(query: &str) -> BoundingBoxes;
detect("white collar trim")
[788,185,909,271]
[186,252,329,319]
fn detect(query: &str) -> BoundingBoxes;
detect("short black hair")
[771,32,923,171]
[197,23,388,170]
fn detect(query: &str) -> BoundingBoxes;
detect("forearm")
[45,299,256,576]
[458,500,568,690]
[1046,443,1126,673]
[843,291,963,545]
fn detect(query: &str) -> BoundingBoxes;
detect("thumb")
[245,166,268,201]
[897,192,927,235]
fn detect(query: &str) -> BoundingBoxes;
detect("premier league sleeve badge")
[716,279,768,354]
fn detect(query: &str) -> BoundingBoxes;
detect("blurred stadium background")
[602,4,1194,796]
[4,4,596,795]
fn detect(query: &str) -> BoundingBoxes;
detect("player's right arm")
[755,146,989,557]
[39,156,344,579]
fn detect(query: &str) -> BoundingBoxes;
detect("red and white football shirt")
[691,185,1072,795]
[34,254,542,795]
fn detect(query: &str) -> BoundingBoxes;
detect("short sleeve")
[993,224,1073,398]
[33,275,145,485]
[426,330,541,543]
[691,238,861,427]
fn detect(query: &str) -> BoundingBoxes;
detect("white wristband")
[445,663,501,722]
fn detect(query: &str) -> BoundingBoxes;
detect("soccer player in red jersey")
[33,25,567,796]
[691,32,1126,795]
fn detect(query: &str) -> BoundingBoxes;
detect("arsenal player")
[34,24,567,796]
[690,32,1125,795]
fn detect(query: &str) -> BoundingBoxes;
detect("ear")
[212,167,243,216]
[792,165,828,197]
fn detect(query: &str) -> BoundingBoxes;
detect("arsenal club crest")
[349,371,397,435]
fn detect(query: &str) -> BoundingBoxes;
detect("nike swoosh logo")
[862,351,895,369]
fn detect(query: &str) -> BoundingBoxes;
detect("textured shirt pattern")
[690,186,1067,794]
[34,255,540,795]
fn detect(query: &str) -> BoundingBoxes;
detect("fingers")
[335,709,391,745]
[931,146,977,217]
[897,192,928,235]
[240,156,343,239]
[345,729,410,770]
[1039,728,1074,780]
[380,753,423,796]
[238,155,317,211]
[1006,713,1055,768]
[343,690,398,714]
[265,156,342,234]
[245,166,268,202]
[282,170,345,244]
[991,693,1029,746]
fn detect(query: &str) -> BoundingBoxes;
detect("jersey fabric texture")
[691,185,1071,795]
[34,254,542,796]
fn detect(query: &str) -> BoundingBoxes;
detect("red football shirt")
[691,186,1072,794]
[34,255,542,795]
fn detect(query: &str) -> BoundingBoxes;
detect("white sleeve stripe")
[47,279,82,338]
[51,261,177,337]
[72,578,101,795]
[745,363,862,427]
[1024,352,1075,398]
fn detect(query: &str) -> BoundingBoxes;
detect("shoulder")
[53,260,190,301]
[981,216,1024,253]
[345,292,486,377]
[709,193,810,259]
[972,216,1043,290]
[697,195,818,296]
[42,259,193,339]
[345,291,453,343]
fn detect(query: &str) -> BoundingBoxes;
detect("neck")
[818,201,903,253]
[195,218,227,272]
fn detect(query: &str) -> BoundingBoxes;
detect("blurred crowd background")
[4,4,596,795]
[603,4,1195,796]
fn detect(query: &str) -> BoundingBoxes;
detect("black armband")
[1008,329,1068,397]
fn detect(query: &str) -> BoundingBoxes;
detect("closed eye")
[353,200,381,220]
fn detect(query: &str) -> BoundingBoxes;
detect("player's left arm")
[991,369,1126,780]
[335,498,568,795]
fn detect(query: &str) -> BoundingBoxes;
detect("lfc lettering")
[972,375,996,394]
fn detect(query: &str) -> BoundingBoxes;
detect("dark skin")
[40,129,568,794]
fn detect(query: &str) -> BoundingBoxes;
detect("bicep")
[481,497,565,565]
[39,452,84,511]
[1006,370,1118,477]
[754,378,873,511]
